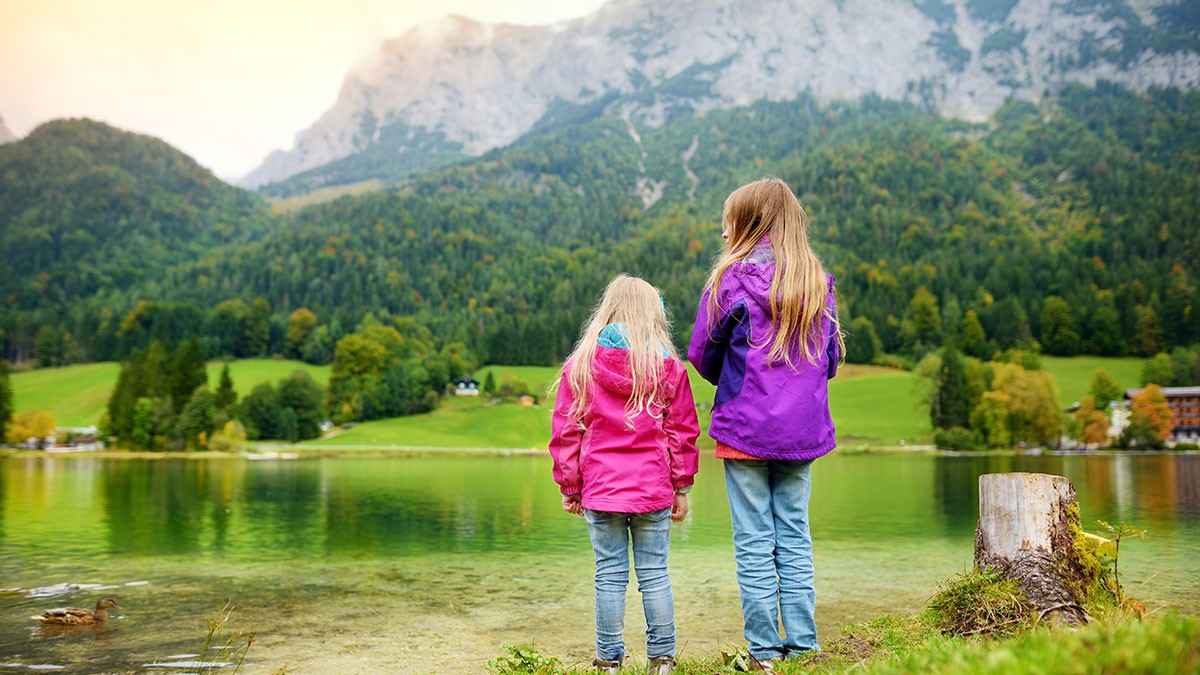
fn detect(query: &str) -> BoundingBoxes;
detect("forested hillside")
[0,119,270,362]
[1,84,1197,372]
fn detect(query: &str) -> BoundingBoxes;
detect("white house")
[454,376,481,396]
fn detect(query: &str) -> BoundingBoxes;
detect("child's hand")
[562,494,583,516]
[671,493,689,522]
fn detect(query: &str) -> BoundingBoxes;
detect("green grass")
[857,613,1199,675]
[9,362,121,428]
[1041,355,1145,408]
[10,359,330,428]
[475,364,561,396]
[830,366,931,446]
[313,396,552,450]
[204,359,330,394]
[488,613,1200,673]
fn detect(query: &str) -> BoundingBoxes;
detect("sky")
[0,0,610,180]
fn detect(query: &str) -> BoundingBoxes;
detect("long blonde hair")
[564,275,678,424]
[705,177,844,368]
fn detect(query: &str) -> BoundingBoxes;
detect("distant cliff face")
[238,0,1200,189]
[0,115,16,145]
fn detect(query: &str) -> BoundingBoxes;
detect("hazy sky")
[0,0,610,180]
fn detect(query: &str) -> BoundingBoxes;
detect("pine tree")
[216,363,237,411]
[931,337,970,430]
[169,339,208,410]
[960,310,988,359]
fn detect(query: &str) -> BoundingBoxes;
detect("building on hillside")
[1108,401,1131,443]
[1124,386,1200,442]
[454,376,481,396]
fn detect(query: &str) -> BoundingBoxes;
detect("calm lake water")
[0,452,1197,673]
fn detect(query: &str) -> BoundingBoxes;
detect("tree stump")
[974,472,1091,625]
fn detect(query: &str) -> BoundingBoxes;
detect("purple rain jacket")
[687,244,840,460]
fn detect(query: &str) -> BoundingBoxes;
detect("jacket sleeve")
[825,276,841,380]
[548,369,584,495]
[663,364,700,491]
[688,288,728,385]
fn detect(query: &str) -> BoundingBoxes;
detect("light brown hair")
[705,177,843,367]
[564,275,678,424]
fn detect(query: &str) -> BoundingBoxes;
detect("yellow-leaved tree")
[1073,395,1110,449]
[970,362,1060,448]
[6,410,57,446]
[1127,384,1173,448]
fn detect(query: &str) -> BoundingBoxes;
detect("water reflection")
[3,453,1197,560]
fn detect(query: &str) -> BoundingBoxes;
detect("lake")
[0,452,1197,673]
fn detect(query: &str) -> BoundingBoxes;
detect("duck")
[32,597,121,625]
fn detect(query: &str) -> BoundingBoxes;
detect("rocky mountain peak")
[238,0,1199,191]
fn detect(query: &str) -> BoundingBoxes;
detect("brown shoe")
[749,655,780,671]
[648,655,675,674]
[593,656,623,674]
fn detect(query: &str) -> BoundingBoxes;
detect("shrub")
[926,567,1035,638]
[933,426,979,451]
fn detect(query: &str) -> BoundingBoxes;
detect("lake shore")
[5,444,1198,461]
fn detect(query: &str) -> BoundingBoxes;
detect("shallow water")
[0,452,1196,672]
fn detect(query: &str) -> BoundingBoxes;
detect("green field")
[313,396,552,450]
[8,362,121,429]
[830,365,931,446]
[10,359,330,427]
[474,364,561,397]
[1041,355,1145,407]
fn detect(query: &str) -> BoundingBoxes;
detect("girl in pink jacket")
[549,274,700,675]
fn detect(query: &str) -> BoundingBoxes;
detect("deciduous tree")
[285,308,318,359]
[1088,368,1123,411]
[1040,296,1080,355]
[1127,384,1173,447]
[1073,395,1110,448]
[5,410,56,446]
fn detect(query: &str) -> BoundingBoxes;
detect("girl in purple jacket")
[549,274,701,675]
[688,178,843,670]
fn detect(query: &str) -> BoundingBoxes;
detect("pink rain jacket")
[549,347,700,513]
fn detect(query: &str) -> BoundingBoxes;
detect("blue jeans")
[584,508,676,661]
[724,459,818,660]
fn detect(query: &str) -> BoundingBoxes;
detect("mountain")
[240,0,1200,193]
[0,119,269,328]
[0,115,16,145]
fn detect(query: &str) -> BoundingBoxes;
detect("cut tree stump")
[974,472,1091,625]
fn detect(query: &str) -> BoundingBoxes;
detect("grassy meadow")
[1040,355,1144,407]
[10,359,330,428]
[9,354,1148,448]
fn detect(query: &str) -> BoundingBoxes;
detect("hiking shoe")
[648,655,675,674]
[593,656,623,673]
[748,655,780,671]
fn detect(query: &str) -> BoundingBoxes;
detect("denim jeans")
[724,459,818,660]
[584,507,676,661]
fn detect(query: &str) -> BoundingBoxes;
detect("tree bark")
[974,472,1090,625]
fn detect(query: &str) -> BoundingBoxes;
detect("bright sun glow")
[0,0,610,179]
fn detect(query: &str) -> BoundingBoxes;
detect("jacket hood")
[592,346,678,401]
[727,245,836,319]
